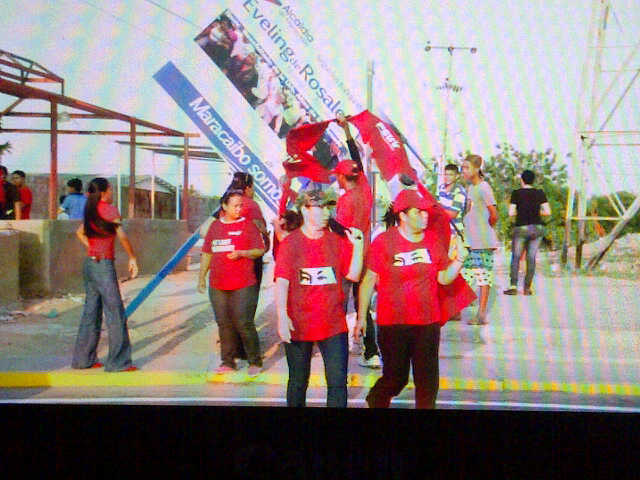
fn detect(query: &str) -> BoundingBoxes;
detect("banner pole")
[366,60,376,230]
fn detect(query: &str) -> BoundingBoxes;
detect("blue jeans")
[284,332,348,408]
[509,224,544,289]
[72,258,133,371]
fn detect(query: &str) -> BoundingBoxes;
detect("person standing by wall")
[72,177,138,372]
[0,165,20,220]
[198,189,266,377]
[460,154,499,325]
[503,170,551,296]
[357,189,474,409]
[59,178,87,220]
[11,170,32,219]
[275,189,364,407]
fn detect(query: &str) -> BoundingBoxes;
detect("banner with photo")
[154,61,281,214]
[193,3,427,189]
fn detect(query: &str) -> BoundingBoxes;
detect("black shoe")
[523,288,534,296]
[503,287,518,295]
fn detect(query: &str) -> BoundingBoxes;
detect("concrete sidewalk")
[1,252,639,400]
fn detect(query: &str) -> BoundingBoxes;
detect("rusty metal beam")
[1,112,111,119]
[0,128,186,136]
[50,101,58,220]
[182,135,189,222]
[129,120,136,219]
[0,54,64,83]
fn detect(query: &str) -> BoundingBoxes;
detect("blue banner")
[153,61,281,214]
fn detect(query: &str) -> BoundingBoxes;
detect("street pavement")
[1,249,639,410]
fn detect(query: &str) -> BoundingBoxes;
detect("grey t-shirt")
[463,180,499,249]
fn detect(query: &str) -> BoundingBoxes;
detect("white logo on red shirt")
[228,230,243,236]
[298,267,337,285]
[392,248,431,266]
[212,238,235,252]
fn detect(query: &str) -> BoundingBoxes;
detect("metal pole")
[366,60,376,228]
[117,150,121,212]
[49,101,58,219]
[439,53,453,188]
[151,152,156,219]
[128,120,136,219]
[182,135,189,222]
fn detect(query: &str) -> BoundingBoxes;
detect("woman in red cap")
[357,189,474,408]
[275,188,364,407]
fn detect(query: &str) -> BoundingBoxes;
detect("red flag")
[285,120,333,183]
[347,110,415,182]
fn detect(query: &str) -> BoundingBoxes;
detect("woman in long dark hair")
[72,178,139,372]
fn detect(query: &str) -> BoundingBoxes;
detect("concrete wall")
[0,219,189,297]
[0,230,20,304]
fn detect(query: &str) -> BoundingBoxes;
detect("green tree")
[461,143,570,249]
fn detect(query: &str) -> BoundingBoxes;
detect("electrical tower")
[561,0,640,269]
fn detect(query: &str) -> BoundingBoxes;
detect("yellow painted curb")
[1,371,639,397]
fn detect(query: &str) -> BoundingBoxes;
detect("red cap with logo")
[392,189,431,213]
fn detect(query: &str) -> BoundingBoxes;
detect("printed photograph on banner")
[194,10,355,172]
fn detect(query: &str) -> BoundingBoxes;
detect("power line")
[73,0,186,52]
[141,0,200,28]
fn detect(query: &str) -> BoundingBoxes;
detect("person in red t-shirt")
[330,115,381,368]
[11,170,32,219]
[357,189,474,409]
[198,189,266,376]
[275,188,364,407]
[72,178,139,372]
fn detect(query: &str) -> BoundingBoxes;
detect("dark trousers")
[509,224,544,289]
[366,324,441,409]
[343,280,379,359]
[284,332,348,408]
[232,257,264,361]
[72,258,133,372]
[209,285,262,368]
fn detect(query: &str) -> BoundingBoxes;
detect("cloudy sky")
[1,0,638,197]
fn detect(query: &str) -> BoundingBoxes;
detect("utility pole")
[425,42,476,187]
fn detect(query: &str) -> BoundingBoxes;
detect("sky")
[1,0,639,198]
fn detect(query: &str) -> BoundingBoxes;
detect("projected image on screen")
[0,0,639,413]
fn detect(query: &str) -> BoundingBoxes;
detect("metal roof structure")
[0,49,199,220]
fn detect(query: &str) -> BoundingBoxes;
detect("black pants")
[208,285,262,368]
[366,324,441,409]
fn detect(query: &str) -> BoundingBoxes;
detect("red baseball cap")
[330,159,360,176]
[392,189,431,213]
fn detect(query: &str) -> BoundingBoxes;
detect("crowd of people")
[56,122,551,409]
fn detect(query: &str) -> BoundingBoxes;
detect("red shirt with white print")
[274,229,352,342]
[367,227,449,326]
[87,201,120,260]
[202,217,264,290]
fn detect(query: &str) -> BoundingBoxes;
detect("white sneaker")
[358,354,382,369]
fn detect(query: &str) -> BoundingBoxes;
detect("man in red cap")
[331,116,381,368]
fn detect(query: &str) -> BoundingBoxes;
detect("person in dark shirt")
[504,170,551,296]
[0,165,20,220]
